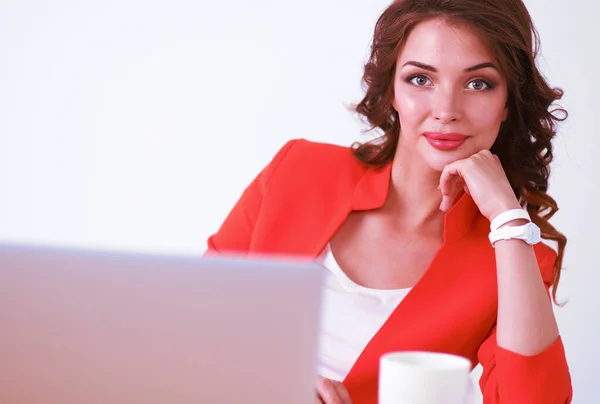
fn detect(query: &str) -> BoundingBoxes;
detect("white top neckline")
[316,244,478,403]
[321,243,412,297]
[316,243,413,380]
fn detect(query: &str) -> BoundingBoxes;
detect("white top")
[316,244,412,381]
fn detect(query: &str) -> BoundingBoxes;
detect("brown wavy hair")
[352,0,567,302]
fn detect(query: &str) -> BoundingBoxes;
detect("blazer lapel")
[342,196,497,403]
[250,155,496,403]
[252,162,393,258]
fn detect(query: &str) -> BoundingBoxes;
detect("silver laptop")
[0,242,324,403]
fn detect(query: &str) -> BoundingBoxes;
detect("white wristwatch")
[490,208,531,231]
[488,222,541,247]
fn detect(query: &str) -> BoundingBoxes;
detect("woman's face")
[392,18,508,172]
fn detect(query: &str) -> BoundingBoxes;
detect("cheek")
[466,99,506,148]
[468,98,506,129]
[394,92,428,129]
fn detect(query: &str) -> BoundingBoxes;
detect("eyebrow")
[402,61,499,72]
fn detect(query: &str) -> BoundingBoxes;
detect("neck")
[383,143,446,231]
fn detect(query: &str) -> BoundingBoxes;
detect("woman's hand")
[439,149,521,221]
[315,376,353,404]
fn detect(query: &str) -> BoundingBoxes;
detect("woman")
[206,0,572,403]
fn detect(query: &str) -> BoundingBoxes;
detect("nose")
[431,87,463,124]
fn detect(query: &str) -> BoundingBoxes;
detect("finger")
[439,161,462,196]
[447,176,465,205]
[316,377,343,404]
[463,182,470,195]
[331,381,353,404]
[440,176,467,212]
[440,158,476,211]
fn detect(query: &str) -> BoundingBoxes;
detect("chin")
[426,159,453,172]
[423,151,469,172]
[415,139,472,172]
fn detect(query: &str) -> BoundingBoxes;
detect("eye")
[466,79,492,91]
[407,75,432,87]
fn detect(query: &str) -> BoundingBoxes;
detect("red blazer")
[206,139,572,404]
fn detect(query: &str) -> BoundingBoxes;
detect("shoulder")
[274,138,359,167]
[265,138,369,186]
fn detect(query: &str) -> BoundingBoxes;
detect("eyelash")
[406,74,495,90]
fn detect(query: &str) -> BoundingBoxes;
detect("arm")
[495,223,560,355]
[439,150,572,403]
[478,247,572,403]
[205,139,298,254]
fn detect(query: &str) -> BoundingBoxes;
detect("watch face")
[528,223,542,243]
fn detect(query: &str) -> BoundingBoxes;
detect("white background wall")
[1,0,598,402]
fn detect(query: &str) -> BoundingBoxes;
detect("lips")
[423,132,468,151]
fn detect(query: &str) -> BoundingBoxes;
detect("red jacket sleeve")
[205,139,298,254]
[477,248,572,403]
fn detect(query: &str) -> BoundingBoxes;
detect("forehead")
[398,18,495,67]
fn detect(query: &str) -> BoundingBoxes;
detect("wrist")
[489,202,522,222]
[488,221,541,247]
[498,218,529,228]
[489,207,529,232]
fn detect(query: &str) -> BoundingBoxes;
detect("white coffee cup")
[378,351,472,404]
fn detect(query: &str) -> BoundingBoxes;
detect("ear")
[391,87,400,112]
[502,106,508,122]
[389,78,399,112]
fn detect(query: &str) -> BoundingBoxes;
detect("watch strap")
[490,209,531,231]
[488,222,541,247]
